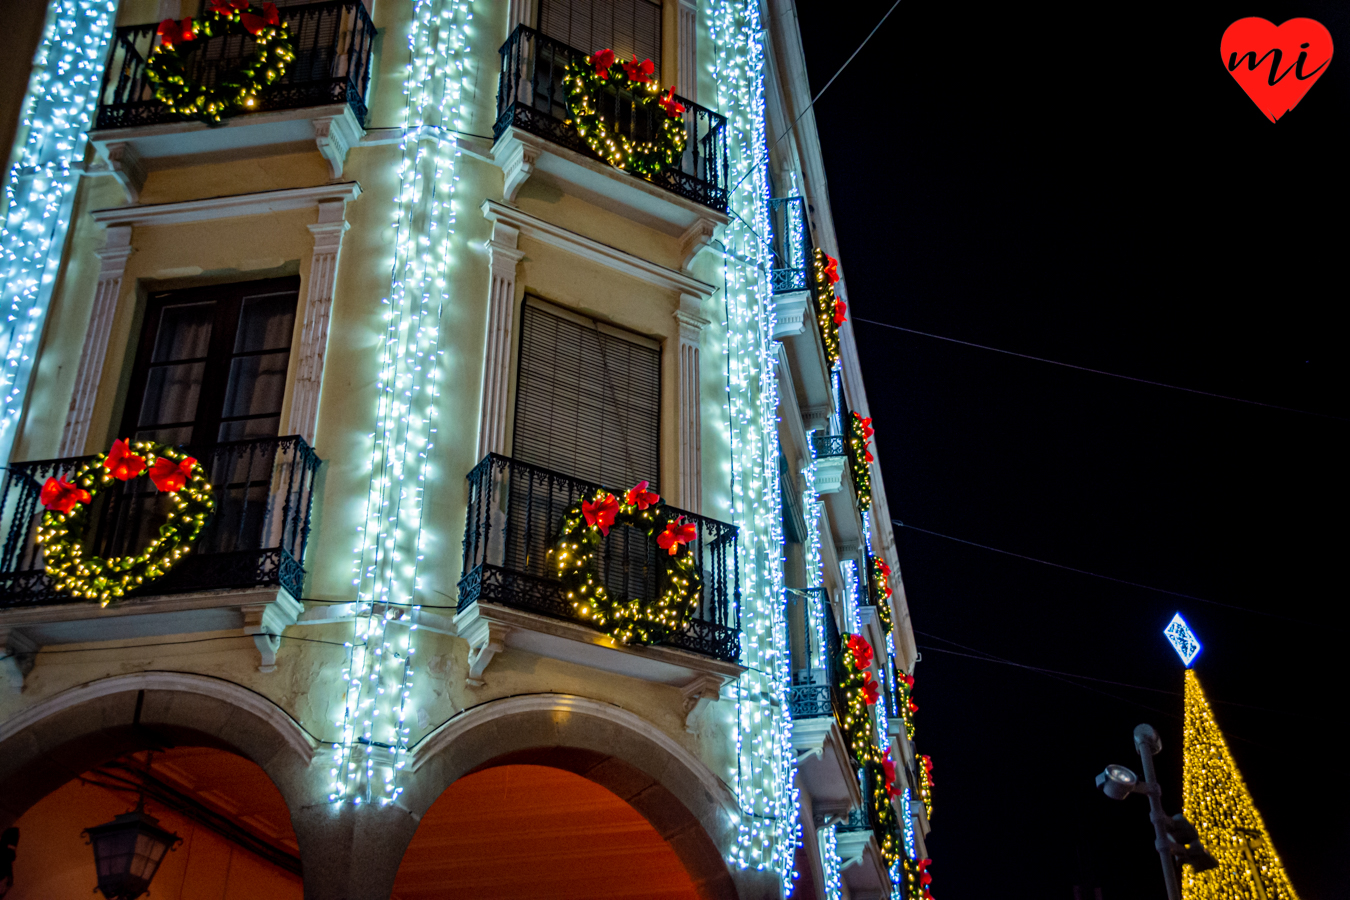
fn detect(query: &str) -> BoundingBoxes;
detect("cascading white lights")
[0,0,115,464]
[332,0,474,806]
[710,0,798,887]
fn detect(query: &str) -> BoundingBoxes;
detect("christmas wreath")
[551,481,702,645]
[146,0,294,124]
[37,439,215,605]
[838,632,904,866]
[565,49,687,178]
[868,555,894,633]
[811,249,846,365]
[848,411,874,512]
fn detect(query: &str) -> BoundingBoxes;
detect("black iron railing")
[769,196,811,292]
[459,454,740,662]
[0,436,320,607]
[810,431,846,459]
[789,589,850,722]
[495,25,729,213]
[95,0,376,130]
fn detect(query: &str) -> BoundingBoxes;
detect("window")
[513,298,660,490]
[122,277,299,449]
[539,0,663,74]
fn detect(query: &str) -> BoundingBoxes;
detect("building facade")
[0,1,935,898]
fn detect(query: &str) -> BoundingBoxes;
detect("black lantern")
[82,811,181,900]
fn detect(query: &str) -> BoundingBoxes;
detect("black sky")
[795,1,1348,897]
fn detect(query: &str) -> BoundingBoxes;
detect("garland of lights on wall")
[37,439,214,604]
[838,631,902,867]
[710,0,798,886]
[0,0,116,467]
[868,555,894,634]
[848,412,874,512]
[810,249,845,365]
[917,753,935,821]
[551,483,702,645]
[895,668,917,740]
[564,49,687,177]
[334,0,473,807]
[146,0,294,124]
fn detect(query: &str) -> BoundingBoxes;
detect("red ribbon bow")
[833,299,847,327]
[854,413,874,462]
[149,456,197,493]
[921,754,934,784]
[240,2,280,35]
[883,749,899,796]
[40,477,91,514]
[104,439,148,481]
[846,633,874,671]
[656,516,697,556]
[625,480,660,510]
[658,86,686,119]
[592,48,616,79]
[622,56,655,84]
[902,672,914,688]
[860,670,880,705]
[582,492,619,536]
[823,254,840,284]
[908,698,919,714]
[157,17,195,46]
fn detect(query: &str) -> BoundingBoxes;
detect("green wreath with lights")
[37,439,215,605]
[551,482,702,645]
[146,0,295,125]
[564,49,688,177]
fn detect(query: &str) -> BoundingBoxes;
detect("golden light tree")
[1181,669,1300,900]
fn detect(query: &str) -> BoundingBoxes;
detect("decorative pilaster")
[287,199,352,444]
[507,0,534,28]
[477,221,525,459]
[674,300,709,513]
[679,0,699,101]
[58,226,134,458]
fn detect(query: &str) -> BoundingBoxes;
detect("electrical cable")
[854,317,1346,421]
[893,520,1312,624]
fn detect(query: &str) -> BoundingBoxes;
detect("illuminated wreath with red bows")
[36,439,215,605]
[145,0,294,124]
[564,49,688,178]
[551,481,702,645]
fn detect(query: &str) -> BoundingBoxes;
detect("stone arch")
[399,693,775,900]
[0,671,318,855]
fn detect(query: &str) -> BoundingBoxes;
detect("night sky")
[795,1,1347,898]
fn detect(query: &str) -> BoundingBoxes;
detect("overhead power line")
[853,317,1346,422]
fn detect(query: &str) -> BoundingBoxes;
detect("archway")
[397,694,754,900]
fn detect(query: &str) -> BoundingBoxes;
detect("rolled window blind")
[538,0,662,75]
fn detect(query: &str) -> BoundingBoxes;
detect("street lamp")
[82,754,181,900]
[1095,724,1217,900]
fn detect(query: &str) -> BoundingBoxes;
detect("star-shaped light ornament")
[1163,613,1201,667]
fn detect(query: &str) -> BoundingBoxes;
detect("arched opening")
[3,746,302,899]
[393,763,699,900]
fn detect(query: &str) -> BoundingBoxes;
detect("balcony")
[0,437,320,682]
[809,430,847,494]
[836,803,894,900]
[789,590,863,821]
[89,0,376,199]
[455,455,743,706]
[771,196,813,339]
[492,25,729,246]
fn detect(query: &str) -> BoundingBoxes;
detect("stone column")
[679,0,698,102]
[287,199,351,445]
[476,223,525,460]
[674,299,709,513]
[59,226,134,457]
[507,0,534,28]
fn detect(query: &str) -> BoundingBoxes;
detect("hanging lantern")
[82,811,181,900]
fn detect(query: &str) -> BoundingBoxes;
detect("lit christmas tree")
[1181,668,1300,900]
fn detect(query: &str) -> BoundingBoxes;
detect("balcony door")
[538,0,662,74]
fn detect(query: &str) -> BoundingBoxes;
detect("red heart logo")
[1221,18,1333,123]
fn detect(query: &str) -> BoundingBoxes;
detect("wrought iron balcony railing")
[789,589,850,722]
[495,25,729,213]
[810,431,847,459]
[459,454,741,663]
[769,196,811,293]
[95,0,376,130]
[0,436,320,608]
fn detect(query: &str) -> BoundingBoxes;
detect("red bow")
[591,48,616,79]
[902,673,914,688]
[658,86,686,119]
[209,0,249,13]
[656,515,697,556]
[157,17,195,46]
[883,749,900,796]
[104,439,148,481]
[823,254,840,284]
[908,698,919,713]
[622,56,655,84]
[40,477,91,514]
[921,754,934,784]
[860,670,879,705]
[833,299,847,326]
[240,2,280,35]
[149,456,197,493]
[582,492,619,536]
[625,480,660,510]
[878,560,891,578]
[854,412,874,440]
[846,633,873,671]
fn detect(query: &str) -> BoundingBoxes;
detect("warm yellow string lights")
[1182,669,1300,900]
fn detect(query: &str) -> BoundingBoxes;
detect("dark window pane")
[218,416,282,444]
[138,362,206,430]
[234,292,296,353]
[221,352,289,420]
[151,302,214,362]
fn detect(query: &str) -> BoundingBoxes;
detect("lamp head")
[1095,764,1138,800]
